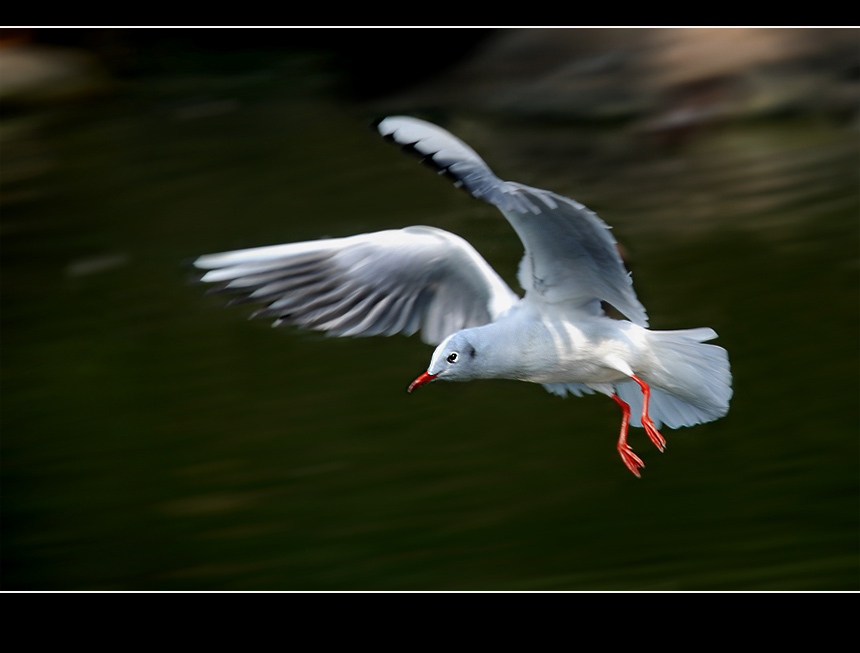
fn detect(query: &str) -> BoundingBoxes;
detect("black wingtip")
[374,117,479,199]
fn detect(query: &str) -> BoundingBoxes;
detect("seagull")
[194,116,732,476]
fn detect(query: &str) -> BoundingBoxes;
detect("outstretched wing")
[194,226,519,345]
[377,116,649,327]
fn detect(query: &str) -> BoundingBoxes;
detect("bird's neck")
[467,317,558,382]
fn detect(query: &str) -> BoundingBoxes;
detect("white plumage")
[194,116,732,476]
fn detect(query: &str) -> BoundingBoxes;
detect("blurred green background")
[2,28,857,590]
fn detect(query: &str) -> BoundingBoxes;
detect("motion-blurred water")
[2,31,858,590]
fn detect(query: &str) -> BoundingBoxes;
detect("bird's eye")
[447,352,459,364]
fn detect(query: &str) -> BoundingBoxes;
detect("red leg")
[630,374,666,452]
[611,394,643,477]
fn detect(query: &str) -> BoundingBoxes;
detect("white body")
[427,300,730,429]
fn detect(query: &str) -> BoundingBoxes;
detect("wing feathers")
[377,116,649,326]
[194,227,518,345]
[197,115,651,347]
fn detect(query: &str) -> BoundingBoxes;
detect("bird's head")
[407,331,481,392]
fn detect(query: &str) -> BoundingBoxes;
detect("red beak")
[407,371,438,393]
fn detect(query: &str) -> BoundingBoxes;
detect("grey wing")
[377,116,648,327]
[193,226,519,345]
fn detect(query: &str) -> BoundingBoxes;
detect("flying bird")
[194,116,732,476]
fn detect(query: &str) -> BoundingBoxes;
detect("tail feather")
[615,328,732,429]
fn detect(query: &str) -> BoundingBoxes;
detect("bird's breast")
[511,316,636,385]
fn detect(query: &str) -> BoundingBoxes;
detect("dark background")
[2,28,857,590]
